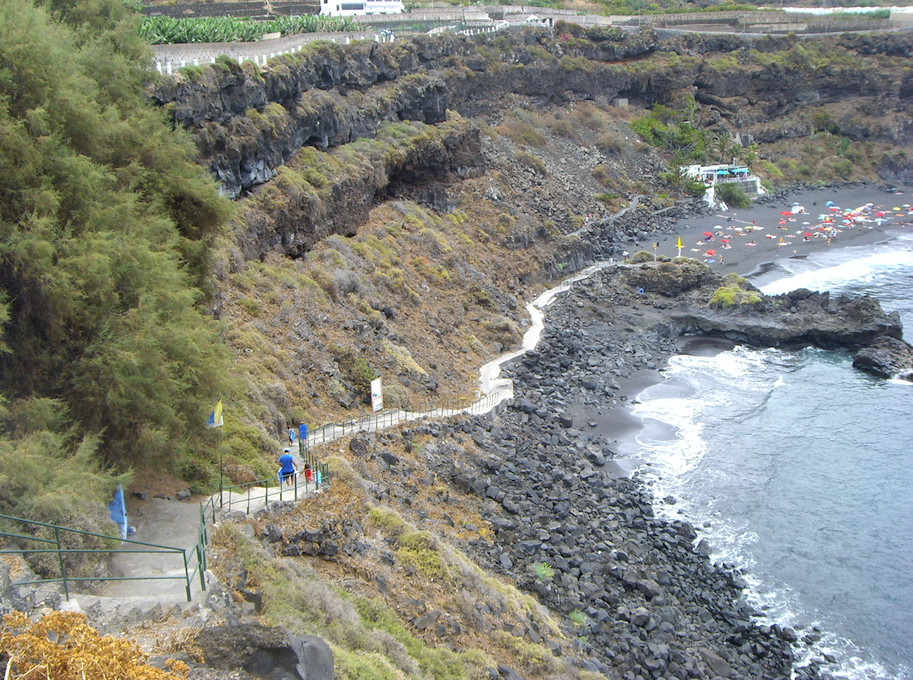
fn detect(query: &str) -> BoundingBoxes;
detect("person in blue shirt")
[279,448,297,486]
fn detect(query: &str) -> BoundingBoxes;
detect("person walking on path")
[279,448,298,486]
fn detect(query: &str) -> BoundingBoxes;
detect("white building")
[318,0,404,17]
[685,163,767,209]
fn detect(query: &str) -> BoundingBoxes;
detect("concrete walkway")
[99,498,205,602]
[80,255,624,606]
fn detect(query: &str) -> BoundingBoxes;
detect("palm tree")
[737,142,760,167]
[711,133,736,164]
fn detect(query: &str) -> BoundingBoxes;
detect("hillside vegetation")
[3,6,913,679]
[0,0,233,526]
[4,0,913,537]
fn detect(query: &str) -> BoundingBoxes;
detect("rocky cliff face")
[233,117,482,260]
[153,27,913,199]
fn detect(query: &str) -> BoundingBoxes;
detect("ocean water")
[630,229,913,679]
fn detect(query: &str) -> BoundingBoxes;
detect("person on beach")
[304,463,315,483]
[279,448,297,486]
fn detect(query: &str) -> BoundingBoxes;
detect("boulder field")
[401,262,905,679]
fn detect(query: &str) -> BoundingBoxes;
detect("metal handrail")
[302,391,503,449]
[0,512,202,602]
[216,462,330,514]
[0,387,506,601]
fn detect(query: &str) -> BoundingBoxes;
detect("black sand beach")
[657,184,913,276]
[566,183,913,473]
[481,218,911,677]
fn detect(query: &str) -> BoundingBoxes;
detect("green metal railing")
[216,462,330,515]
[0,452,338,603]
[0,513,206,602]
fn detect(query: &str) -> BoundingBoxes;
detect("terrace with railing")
[0,513,207,602]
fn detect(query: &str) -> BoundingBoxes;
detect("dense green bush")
[0,0,237,512]
[629,101,708,161]
[709,274,762,308]
[715,183,752,209]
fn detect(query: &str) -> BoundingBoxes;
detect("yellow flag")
[676,236,682,249]
[207,400,223,428]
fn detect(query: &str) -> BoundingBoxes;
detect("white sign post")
[370,377,383,412]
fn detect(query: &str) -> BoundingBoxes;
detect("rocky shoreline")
[2,261,900,680]
[417,261,906,680]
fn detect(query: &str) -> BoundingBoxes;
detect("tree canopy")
[0,0,235,523]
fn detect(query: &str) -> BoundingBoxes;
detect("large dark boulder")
[852,335,913,379]
[194,624,334,680]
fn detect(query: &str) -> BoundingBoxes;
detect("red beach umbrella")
[703,232,713,237]
[829,206,839,211]
[704,249,716,257]
[876,211,885,217]
[720,238,730,243]
[803,232,812,237]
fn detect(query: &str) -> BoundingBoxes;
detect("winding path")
[78,197,646,606]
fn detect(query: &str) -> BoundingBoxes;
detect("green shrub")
[395,530,447,580]
[758,159,783,179]
[499,120,546,147]
[629,250,654,263]
[238,296,262,316]
[832,158,853,179]
[368,506,407,538]
[595,133,623,153]
[709,275,762,308]
[591,165,612,186]
[328,344,375,395]
[177,64,204,81]
[467,287,497,310]
[214,53,240,69]
[715,183,752,209]
[533,562,554,581]
[514,151,547,175]
[568,610,586,627]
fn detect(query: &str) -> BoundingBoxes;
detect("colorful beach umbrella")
[704,249,716,257]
